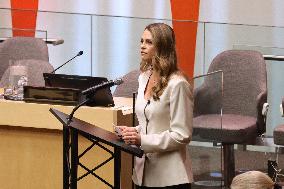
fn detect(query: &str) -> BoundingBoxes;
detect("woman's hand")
[116,126,141,146]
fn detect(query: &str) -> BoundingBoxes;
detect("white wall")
[0,0,283,134]
[38,0,172,19]
[199,0,284,27]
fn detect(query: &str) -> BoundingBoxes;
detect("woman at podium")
[117,23,193,189]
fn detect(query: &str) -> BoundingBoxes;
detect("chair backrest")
[0,59,54,87]
[113,69,140,98]
[0,37,49,78]
[194,50,267,118]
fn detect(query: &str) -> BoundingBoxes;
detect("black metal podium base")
[50,108,143,189]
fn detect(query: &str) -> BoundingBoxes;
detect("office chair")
[0,37,49,78]
[0,59,54,87]
[113,69,140,98]
[193,50,267,187]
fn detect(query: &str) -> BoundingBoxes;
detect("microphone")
[77,51,83,56]
[50,51,83,73]
[82,78,123,95]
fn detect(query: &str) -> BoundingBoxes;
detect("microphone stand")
[67,98,91,125]
[51,51,83,74]
[51,55,80,74]
[68,78,122,123]
[132,92,137,127]
[131,92,137,189]
[62,96,91,186]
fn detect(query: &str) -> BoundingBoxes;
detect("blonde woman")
[117,23,193,189]
[230,171,276,189]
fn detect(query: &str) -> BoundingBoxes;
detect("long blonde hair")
[140,23,179,100]
[230,171,274,189]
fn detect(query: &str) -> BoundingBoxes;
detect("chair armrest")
[262,102,269,116]
[256,90,267,135]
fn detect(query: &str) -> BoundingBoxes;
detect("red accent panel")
[10,0,39,37]
[170,0,200,78]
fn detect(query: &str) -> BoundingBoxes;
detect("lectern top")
[50,108,143,157]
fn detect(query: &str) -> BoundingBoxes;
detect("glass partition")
[190,70,223,188]
[0,27,47,40]
[1,6,284,188]
[0,8,47,39]
[91,16,171,81]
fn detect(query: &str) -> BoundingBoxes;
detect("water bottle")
[5,63,28,100]
[16,75,28,100]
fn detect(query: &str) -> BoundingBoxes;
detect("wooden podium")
[50,108,143,189]
[0,97,136,189]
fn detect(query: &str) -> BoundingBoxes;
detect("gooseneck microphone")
[82,78,123,95]
[67,78,122,125]
[50,51,83,73]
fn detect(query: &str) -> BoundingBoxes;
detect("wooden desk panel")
[0,97,133,130]
[0,97,134,189]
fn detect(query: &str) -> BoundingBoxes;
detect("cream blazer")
[132,71,194,187]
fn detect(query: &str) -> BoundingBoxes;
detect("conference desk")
[0,97,134,189]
